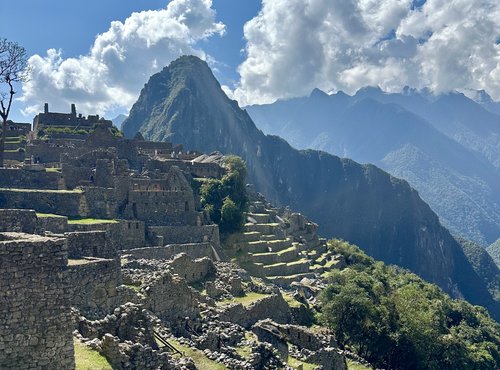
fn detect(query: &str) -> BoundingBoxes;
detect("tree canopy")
[200,155,248,234]
[319,239,500,370]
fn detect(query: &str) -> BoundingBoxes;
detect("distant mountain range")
[122,56,499,318]
[246,87,500,247]
[111,114,128,129]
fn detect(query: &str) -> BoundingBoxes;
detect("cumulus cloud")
[234,0,500,105]
[21,0,224,117]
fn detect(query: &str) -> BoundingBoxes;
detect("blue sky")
[3,0,260,120]
[3,0,260,86]
[2,0,499,122]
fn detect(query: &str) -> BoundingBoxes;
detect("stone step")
[262,259,311,276]
[245,222,282,236]
[265,238,294,252]
[247,213,272,224]
[267,273,317,287]
[250,245,301,264]
[235,237,293,254]
[238,231,263,243]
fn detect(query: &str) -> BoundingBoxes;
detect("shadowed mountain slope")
[246,89,500,247]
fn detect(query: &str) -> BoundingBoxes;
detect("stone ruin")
[0,105,349,369]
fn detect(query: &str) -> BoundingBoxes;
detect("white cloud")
[21,0,224,117]
[234,0,500,105]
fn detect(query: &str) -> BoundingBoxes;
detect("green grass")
[235,344,252,359]
[0,187,82,193]
[74,340,112,370]
[287,355,317,370]
[68,218,118,225]
[36,212,66,218]
[347,359,372,369]
[167,339,227,370]
[264,262,286,268]
[46,167,62,172]
[287,258,309,266]
[282,292,303,308]
[217,292,270,307]
[124,284,141,292]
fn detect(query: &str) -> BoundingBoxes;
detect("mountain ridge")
[246,88,500,246]
[122,55,499,318]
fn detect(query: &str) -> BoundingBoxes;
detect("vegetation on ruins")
[37,124,123,139]
[200,155,248,234]
[319,239,500,370]
[0,38,30,167]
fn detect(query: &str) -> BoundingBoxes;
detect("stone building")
[33,103,112,133]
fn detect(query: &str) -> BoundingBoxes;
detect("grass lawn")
[74,340,112,370]
[287,355,317,370]
[0,187,82,193]
[36,212,66,218]
[282,292,303,308]
[165,339,227,370]
[347,359,372,369]
[217,292,270,307]
[235,344,252,359]
[68,218,119,225]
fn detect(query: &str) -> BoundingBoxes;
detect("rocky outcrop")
[122,55,497,316]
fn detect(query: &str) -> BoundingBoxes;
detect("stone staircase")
[228,198,344,287]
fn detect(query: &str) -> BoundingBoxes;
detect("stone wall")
[3,149,25,162]
[66,231,116,259]
[82,186,118,219]
[61,163,93,189]
[36,214,68,233]
[0,189,85,217]
[67,257,123,319]
[0,233,75,369]
[148,225,220,247]
[145,158,224,179]
[142,272,201,325]
[0,209,38,233]
[0,168,63,190]
[219,294,291,329]
[68,219,146,250]
[125,189,198,226]
[122,243,214,260]
[26,142,78,164]
[170,253,216,284]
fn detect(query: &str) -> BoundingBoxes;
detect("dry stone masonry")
[0,233,75,370]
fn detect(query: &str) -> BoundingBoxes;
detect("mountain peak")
[309,88,329,99]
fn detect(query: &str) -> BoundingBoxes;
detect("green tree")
[220,196,244,233]
[200,156,248,234]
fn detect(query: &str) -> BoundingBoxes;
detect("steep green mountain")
[122,55,498,318]
[488,239,500,268]
[455,236,500,301]
[246,89,500,247]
